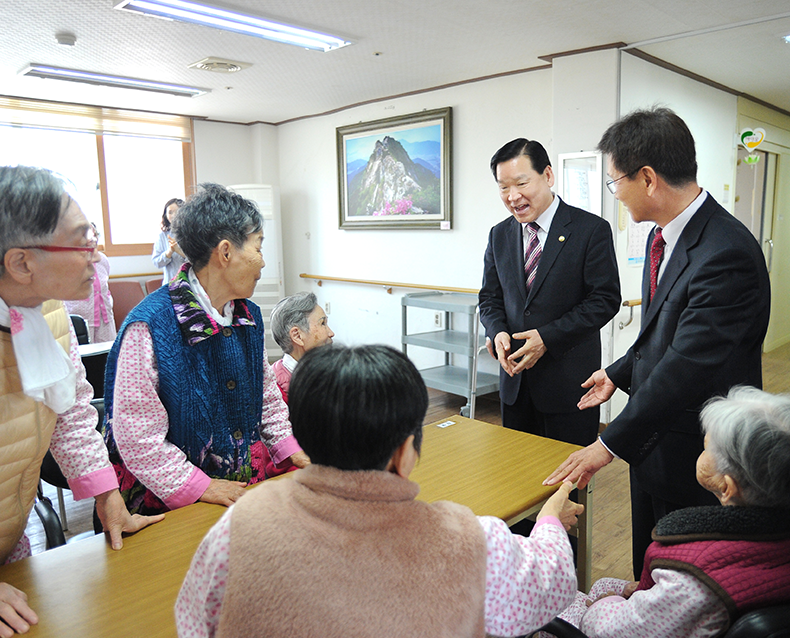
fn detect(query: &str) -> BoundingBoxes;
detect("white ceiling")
[2,0,789,124]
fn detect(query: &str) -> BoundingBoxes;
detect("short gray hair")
[701,386,790,509]
[270,292,318,354]
[0,166,68,277]
[171,183,263,271]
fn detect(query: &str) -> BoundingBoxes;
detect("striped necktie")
[649,227,665,300]
[524,222,542,292]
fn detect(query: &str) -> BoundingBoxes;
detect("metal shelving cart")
[401,292,499,418]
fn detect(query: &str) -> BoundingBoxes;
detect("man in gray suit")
[546,108,771,576]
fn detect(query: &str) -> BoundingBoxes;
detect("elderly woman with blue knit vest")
[553,386,790,637]
[102,184,308,516]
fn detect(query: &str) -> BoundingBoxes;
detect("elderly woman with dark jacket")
[103,184,308,516]
[556,386,790,637]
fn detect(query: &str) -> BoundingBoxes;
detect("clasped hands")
[486,330,546,376]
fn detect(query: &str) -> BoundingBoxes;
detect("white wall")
[276,70,553,370]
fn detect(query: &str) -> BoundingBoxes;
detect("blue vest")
[103,285,265,515]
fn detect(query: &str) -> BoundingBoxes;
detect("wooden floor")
[25,341,790,586]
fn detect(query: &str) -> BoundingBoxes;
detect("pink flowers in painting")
[373,197,413,216]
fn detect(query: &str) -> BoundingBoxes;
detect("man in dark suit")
[479,139,620,447]
[545,108,771,577]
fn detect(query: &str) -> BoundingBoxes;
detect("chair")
[69,314,90,345]
[145,277,163,294]
[37,399,105,538]
[107,280,145,331]
[530,606,790,638]
[33,488,66,550]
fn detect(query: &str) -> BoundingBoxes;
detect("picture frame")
[337,107,452,229]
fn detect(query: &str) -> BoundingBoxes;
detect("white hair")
[701,386,790,508]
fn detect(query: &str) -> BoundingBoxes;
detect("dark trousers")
[501,379,599,447]
[629,467,719,580]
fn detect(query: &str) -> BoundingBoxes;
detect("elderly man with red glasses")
[0,165,162,636]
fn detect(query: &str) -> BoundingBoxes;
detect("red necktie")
[649,227,665,300]
[524,222,541,292]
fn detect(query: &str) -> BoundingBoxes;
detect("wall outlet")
[325,301,331,315]
[434,312,442,328]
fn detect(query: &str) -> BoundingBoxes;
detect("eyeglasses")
[21,230,99,255]
[605,168,641,194]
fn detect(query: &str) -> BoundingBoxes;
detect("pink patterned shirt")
[9,318,118,561]
[175,511,576,637]
[111,322,300,510]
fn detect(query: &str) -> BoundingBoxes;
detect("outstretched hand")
[95,489,165,550]
[544,439,614,489]
[577,369,616,410]
[537,481,585,530]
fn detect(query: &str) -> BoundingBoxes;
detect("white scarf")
[0,297,77,414]
[187,268,234,327]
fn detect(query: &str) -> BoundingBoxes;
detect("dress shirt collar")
[521,192,559,247]
[657,189,707,281]
[660,189,707,252]
[282,352,298,373]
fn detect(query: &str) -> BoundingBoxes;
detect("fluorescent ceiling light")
[20,64,209,97]
[114,0,353,52]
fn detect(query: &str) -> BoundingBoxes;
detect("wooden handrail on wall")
[109,272,161,280]
[619,298,642,329]
[300,273,477,295]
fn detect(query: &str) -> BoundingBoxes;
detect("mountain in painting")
[346,136,439,217]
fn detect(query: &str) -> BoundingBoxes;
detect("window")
[0,96,193,257]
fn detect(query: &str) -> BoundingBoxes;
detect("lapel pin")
[558,235,566,242]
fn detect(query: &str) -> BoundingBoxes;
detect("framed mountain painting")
[337,107,452,229]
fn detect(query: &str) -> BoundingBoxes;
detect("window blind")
[0,95,192,141]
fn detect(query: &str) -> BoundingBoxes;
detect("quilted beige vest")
[0,300,71,563]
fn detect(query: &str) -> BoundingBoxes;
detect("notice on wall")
[628,219,654,267]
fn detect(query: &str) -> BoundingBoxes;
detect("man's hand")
[537,481,584,530]
[578,369,616,410]
[94,489,165,550]
[493,332,516,377]
[544,439,614,489]
[198,478,248,507]
[0,583,37,637]
[485,337,496,360]
[288,451,310,468]
[508,329,546,374]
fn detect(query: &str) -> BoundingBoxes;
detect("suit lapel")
[639,196,715,334]
[527,199,571,306]
[505,217,528,307]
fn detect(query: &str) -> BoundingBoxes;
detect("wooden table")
[412,417,591,588]
[0,417,591,637]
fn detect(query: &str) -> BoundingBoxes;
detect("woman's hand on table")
[0,582,37,637]
[199,479,248,506]
[95,489,165,550]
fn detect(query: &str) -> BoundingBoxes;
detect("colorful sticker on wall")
[743,154,761,165]
[740,127,766,151]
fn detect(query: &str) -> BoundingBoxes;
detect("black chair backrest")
[725,605,790,638]
[70,314,90,345]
